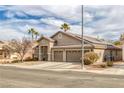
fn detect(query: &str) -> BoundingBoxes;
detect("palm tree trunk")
[32,33,33,41]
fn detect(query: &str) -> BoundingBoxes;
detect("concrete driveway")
[0,61,82,69]
[1,61,124,75]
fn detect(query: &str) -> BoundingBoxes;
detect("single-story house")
[0,41,10,59]
[33,31,122,62]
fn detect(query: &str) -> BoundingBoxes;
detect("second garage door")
[66,50,81,62]
[54,51,63,62]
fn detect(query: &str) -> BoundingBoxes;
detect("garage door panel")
[54,51,63,62]
[66,50,81,62]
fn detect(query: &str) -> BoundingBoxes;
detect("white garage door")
[54,51,63,62]
[66,50,81,62]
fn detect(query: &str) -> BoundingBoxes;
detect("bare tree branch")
[6,37,32,62]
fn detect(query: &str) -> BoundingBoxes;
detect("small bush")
[33,57,38,61]
[84,58,92,65]
[107,61,113,67]
[24,57,38,61]
[24,57,33,61]
[84,52,99,65]
[11,60,20,63]
[100,64,107,68]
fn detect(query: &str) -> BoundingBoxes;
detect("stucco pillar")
[51,50,54,61]
[122,44,124,61]
[63,50,66,62]
[48,53,51,61]
[94,49,104,63]
[38,46,41,61]
[2,51,4,58]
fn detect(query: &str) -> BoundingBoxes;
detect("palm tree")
[28,28,39,41]
[28,28,35,41]
[120,33,124,41]
[60,23,70,32]
[34,31,39,40]
[27,28,39,59]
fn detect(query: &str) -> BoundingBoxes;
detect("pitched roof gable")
[51,31,82,41]
[51,31,112,45]
[37,36,55,42]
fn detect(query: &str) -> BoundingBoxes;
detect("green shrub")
[33,57,38,61]
[11,60,20,63]
[100,64,107,68]
[84,52,99,65]
[84,58,92,65]
[24,57,33,61]
[107,61,113,67]
[24,57,38,61]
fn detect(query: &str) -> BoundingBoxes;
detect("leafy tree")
[113,41,122,46]
[60,23,70,32]
[120,33,124,41]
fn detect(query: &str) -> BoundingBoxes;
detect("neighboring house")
[0,40,38,62]
[34,31,122,62]
[0,41,10,59]
[0,41,22,61]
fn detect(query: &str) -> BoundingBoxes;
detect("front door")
[41,46,48,61]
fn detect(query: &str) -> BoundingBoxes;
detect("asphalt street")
[0,66,124,88]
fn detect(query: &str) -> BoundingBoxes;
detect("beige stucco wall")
[118,50,122,60]
[93,44,106,49]
[93,49,122,62]
[37,38,54,61]
[104,50,122,61]
[39,39,49,46]
[52,33,81,46]
[93,49,105,63]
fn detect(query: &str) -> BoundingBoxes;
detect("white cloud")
[42,6,81,21]
[40,17,65,27]
[70,25,81,34]
[0,28,28,40]
[84,5,124,40]
[83,12,93,24]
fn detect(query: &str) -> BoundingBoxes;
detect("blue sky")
[0,5,123,41]
[0,5,81,40]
